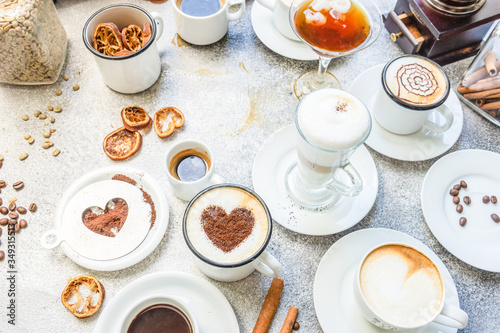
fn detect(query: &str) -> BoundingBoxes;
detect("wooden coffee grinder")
[383,0,500,65]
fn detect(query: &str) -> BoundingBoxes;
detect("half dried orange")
[121,106,152,131]
[142,22,152,47]
[61,275,105,318]
[93,22,123,56]
[154,107,185,138]
[103,127,142,160]
[122,24,143,52]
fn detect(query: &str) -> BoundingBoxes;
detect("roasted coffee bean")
[492,196,498,204]
[8,202,16,211]
[0,218,8,226]
[0,180,6,187]
[0,207,8,215]
[450,189,459,196]
[483,196,490,204]
[0,251,4,261]
[492,214,500,223]
[8,219,16,225]
[460,180,468,188]
[8,212,18,219]
[464,196,471,205]
[28,203,37,212]
[459,217,467,226]
[0,160,2,169]
[19,219,27,228]
[456,204,463,213]
[453,196,460,204]
[14,224,20,233]
[12,181,24,190]
[0,198,2,206]
[293,322,300,330]
[0,227,2,237]
[453,184,461,190]
[17,206,26,215]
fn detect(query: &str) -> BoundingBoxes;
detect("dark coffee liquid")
[180,0,220,17]
[176,155,207,182]
[127,304,192,333]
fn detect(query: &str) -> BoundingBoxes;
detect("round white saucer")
[349,64,464,161]
[421,149,500,272]
[314,228,460,333]
[94,271,239,333]
[250,2,317,61]
[252,125,378,236]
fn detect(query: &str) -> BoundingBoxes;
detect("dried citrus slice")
[142,22,152,47]
[103,127,142,160]
[121,106,152,131]
[122,24,143,52]
[154,107,185,138]
[93,22,123,56]
[114,49,134,57]
[61,275,105,318]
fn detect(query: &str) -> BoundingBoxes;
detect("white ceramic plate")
[314,228,460,333]
[48,166,169,271]
[421,149,500,272]
[252,125,378,236]
[94,271,239,333]
[349,64,464,161]
[251,2,317,61]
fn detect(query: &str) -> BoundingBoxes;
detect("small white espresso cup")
[255,0,300,41]
[83,4,164,94]
[172,0,245,45]
[165,140,224,201]
[183,184,282,282]
[373,55,454,135]
[353,242,468,331]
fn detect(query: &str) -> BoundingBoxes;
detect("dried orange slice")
[142,22,152,47]
[93,22,123,56]
[61,275,105,318]
[114,49,134,57]
[154,107,185,138]
[122,24,143,52]
[103,127,142,160]
[121,106,152,131]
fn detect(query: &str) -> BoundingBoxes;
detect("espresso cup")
[354,242,468,331]
[373,55,453,135]
[122,295,199,333]
[83,4,164,94]
[183,184,282,282]
[172,0,245,45]
[256,0,300,41]
[284,88,372,208]
[165,140,224,201]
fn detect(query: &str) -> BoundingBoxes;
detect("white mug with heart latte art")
[183,184,282,282]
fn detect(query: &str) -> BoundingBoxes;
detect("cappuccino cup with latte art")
[373,55,454,135]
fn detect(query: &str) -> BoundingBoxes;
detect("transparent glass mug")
[285,88,372,208]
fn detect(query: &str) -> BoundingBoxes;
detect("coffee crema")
[127,304,192,333]
[360,244,444,328]
[169,148,211,182]
[384,56,448,108]
[185,186,269,264]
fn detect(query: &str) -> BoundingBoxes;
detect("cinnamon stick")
[485,50,498,77]
[253,277,285,333]
[457,85,475,94]
[469,77,500,92]
[280,306,299,333]
[480,100,500,111]
[461,59,500,87]
[463,88,500,99]
[475,99,485,107]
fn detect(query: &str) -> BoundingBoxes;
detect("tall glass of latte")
[285,88,372,208]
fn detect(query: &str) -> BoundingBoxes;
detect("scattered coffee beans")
[450,189,459,196]
[460,180,468,188]
[0,198,2,206]
[28,203,37,212]
[54,106,62,113]
[453,196,460,204]
[19,152,28,160]
[47,105,53,111]
[8,202,16,211]
[17,207,26,214]
[52,148,61,156]
[28,137,35,144]
[0,251,4,261]
[456,204,463,213]
[73,84,80,91]
[293,322,300,330]
[63,75,69,81]
[0,180,6,187]
[453,184,461,190]
[0,218,7,226]
[33,110,41,117]
[8,212,18,219]
[492,196,498,204]
[463,196,471,205]
[14,224,20,233]
[23,134,31,140]
[21,114,29,121]
[56,90,62,96]
[0,207,8,215]
[459,217,467,226]
[483,196,490,204]
[39,114,47,120]
[492,214,500,223]
[8,219,16,225]
[13,181,24,190]
[19,219,27,228]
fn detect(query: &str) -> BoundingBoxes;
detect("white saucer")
[421,149,500,272]
[314,228,460,333]
[252,125,378,236]
[251,2,317,61]
[349,64,464,161]
[49,166,169,271]
[94,271,239,333]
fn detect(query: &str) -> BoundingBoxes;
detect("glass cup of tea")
[289,0,383,99]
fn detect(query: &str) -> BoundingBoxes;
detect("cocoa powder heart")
[81,198,128,238]
[201,205,255,253]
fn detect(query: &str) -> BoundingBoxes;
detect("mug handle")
[151,12,164,40]
[255,250,282,278]
[226,0,246,21]
[255,0,277,11]
[422,104,454,133]
[40,229,63,249]
[433,303,468,329]
[326,162,363,197]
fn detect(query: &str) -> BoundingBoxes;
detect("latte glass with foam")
[354,242,468,330]
[285,88,371,208]
[183,184,282,282]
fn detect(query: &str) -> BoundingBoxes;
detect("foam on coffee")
[384,56,448,108]
[297,89,371,151]
[360,244,443,328]
[185,186,269,264]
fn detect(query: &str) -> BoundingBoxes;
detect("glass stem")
[316,56,332,87]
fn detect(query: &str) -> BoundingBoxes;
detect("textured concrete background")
[0,0,499,332]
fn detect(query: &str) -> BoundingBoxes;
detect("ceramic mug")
[256,0,300,41]
[172,0,245,45]
[373,55,453,135]
[83,4,164,94]
[353,242,468,331]
[165,140,224,201]
[183,184,282,282]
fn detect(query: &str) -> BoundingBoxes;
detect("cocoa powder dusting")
[201,205,255,252]
[82,199,128,237]
[112,174,137,186]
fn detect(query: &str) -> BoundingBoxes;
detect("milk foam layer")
[360,245,443,328]
[297,89,371,151]
[186,187,269,264]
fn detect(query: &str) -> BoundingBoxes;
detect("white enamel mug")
[83,4,164,94]
[256,0,300,40]
[172,0,245,45]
